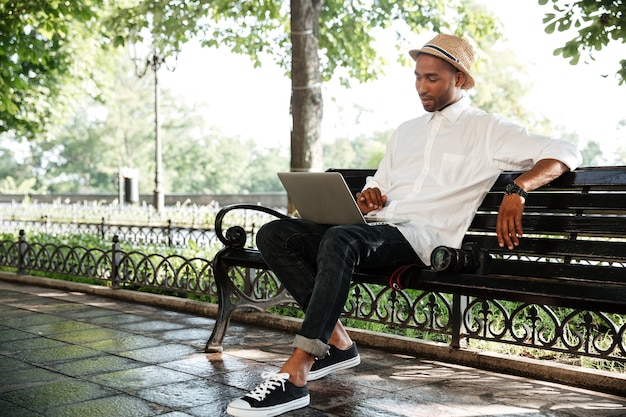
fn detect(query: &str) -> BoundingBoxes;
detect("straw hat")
[409,34,475,89]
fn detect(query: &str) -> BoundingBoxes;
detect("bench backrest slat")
[465,235,626,261]
[470,213,626,236]
[480,192,626,212]
[493,166,626,189]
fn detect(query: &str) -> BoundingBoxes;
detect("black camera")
[430,242,489,273]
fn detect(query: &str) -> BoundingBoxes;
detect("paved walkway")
[1,279,625,417]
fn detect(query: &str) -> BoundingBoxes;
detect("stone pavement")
[1,279,625,417]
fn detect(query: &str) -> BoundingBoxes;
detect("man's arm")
[497,158,570,250]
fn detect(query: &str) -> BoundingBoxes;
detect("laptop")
[277,172,409,226]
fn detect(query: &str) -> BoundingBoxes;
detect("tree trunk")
[290,0,323,175]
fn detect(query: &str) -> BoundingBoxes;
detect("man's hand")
[356,187,387,213]
[496,159,570,250]
[497,194,526,250]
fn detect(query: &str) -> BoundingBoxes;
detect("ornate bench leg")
[205,256,237,353]
[450,293,468,349]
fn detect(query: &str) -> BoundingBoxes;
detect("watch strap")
[504,181,528,200]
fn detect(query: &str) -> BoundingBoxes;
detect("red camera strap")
[388,263,423,291]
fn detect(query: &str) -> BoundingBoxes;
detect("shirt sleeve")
[488,116,582,172]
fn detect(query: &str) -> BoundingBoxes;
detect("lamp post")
[149,50,164,213]
[132,47,177,213]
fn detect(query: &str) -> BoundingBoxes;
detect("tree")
[3,1,500,195]
[29,51,289,195]
[285,0,500,173]
[41,55,155,193]
[539,0,626,85]
[0,134,37,193]
[103,0,500,175]
[580,139,604,166]
[0,0,112,139]
[323,131,390,170]
[290,0,323,172]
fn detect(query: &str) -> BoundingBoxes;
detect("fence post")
[100,217,106,240]
[111,235,120,289]
[167,219,172,247]
[41,215,49,235]
[18,229,26,275]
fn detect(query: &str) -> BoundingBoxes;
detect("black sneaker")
[226,372,310,417]
[307,343,361,381]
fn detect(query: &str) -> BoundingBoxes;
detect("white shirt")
[364,95,582,264]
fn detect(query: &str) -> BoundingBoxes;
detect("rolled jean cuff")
[292,334,329,359]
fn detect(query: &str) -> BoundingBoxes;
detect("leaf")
[558,19,572,31]
[542,13,555,23]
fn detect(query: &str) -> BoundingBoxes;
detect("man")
[226,33,582,417]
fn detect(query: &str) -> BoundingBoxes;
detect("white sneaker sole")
[226,394,310,417]
[307,354,361,381]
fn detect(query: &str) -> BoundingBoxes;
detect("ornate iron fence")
[0,230,217,297]
[1,229,624,365]
[0,217,220,249]
[0,208,278,249]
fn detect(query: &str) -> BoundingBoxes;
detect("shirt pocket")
[438,153,473,186]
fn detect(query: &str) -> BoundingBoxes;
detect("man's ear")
[455,71,466,88]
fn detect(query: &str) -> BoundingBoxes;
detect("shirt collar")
[426,95,470,123]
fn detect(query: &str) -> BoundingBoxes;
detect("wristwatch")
[504,181,528,200]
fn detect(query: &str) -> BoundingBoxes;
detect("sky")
[159,1,626,162]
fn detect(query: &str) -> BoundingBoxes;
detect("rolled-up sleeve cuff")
[544,139,583,171]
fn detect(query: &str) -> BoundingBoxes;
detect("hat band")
[422,44,460,64]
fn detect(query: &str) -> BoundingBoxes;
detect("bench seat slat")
[216,248,267,269]
[487,259,625,284]
[410,270,626,313]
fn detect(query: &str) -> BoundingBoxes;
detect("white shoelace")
[245,372,290,401]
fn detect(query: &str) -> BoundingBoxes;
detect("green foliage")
[0,0,114,138]
[105,0,500,85]
[317,0,501,85]
[323,130,391,170]
[2,0,502,185]
[7,50,290,195]
[538,0,626,84]
[580,140,605,166]
[166,134,288,194]
[0,176,37,194]
[470,47,538,127]
[23,230,220,261]
[5,0,610,195]
[27,231,104,248]
[105,0,289,69]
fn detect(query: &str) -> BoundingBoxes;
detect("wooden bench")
[205,167,626,364]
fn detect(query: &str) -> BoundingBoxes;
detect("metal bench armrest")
[215,203,290,248]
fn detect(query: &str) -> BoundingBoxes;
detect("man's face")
[414,53,464,112]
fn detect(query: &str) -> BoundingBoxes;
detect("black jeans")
[256,218,421,358]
